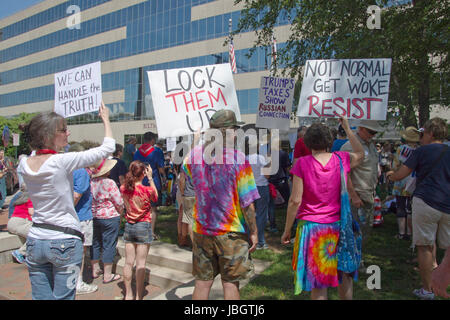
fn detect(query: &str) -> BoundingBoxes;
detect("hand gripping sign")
[297,58,392,120]
[147,63,241,139]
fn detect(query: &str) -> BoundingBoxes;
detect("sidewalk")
[0,194,164,300]
[0,194,272,300]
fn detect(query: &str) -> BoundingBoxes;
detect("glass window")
[191,20,198,42]
[170,26,177,46]
[198,19,206,41]
[157,12,163,30]
[215,15,223,36]
[170,9,177,26]
[207,17,214,37]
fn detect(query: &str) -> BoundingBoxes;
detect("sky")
[0,0,45,20]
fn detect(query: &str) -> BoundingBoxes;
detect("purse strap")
[334,153,347,191]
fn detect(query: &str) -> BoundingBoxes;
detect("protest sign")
[54,61,102,118]
[166,137,177,152]
[297,58,392,120]
[147,63,241,138]
[13,133,20,147]
[256,76,295,131]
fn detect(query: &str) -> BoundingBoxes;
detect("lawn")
[154,204,446,300]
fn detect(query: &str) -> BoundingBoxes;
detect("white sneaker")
[76,282,98,295]
[413,288,434,300]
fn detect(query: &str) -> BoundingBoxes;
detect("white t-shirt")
[247,153,268,186]
[17,137,115,240]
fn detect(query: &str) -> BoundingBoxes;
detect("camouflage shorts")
[192,232,255,283]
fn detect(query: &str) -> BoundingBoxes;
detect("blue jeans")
[91,217,120,264]
[255,185,270,246]
[26,237,83,300]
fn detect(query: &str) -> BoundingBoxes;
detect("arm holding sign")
[99,101,113,140]
[338,116,364,168]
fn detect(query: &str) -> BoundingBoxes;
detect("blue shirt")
[133,144,165,190]
[404,144,450,213]
[331,139,348,152]
[73,168,93,221]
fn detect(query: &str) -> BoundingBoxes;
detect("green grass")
[154,205,446,300]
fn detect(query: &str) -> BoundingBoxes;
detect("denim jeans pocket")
[26,238,36,262]
[49,239,79,266]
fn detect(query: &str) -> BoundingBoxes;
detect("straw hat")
[89,158,117,178]
[358,120,384,133]
[400,126,420,142]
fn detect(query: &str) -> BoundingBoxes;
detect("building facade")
[0,0,294,145]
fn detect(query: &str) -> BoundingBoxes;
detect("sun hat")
[400,126,420,142]
[89,158,117,178]
[126,136,137,143]
[209,109,244,129]
[358,120,384,133]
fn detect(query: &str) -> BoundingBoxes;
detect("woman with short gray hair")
[18,102,115,300]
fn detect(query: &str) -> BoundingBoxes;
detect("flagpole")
[228,18,237,74]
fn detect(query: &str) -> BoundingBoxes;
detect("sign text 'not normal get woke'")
[297,58,392,120]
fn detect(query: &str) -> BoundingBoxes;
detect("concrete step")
[0,232,22,264]
[115,256,195,291]
[116,238,193,274]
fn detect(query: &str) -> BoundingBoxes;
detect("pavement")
[0,194,164,300]
[0,193,272,300]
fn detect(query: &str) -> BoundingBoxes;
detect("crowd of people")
[4,102,450,300]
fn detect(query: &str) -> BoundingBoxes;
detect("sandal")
[103,274,121,284]
[92,270,103,279]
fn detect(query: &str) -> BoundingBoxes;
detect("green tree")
[233,0,449,128]
[0,112,37,160]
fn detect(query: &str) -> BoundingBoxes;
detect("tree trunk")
[417,73,430,127]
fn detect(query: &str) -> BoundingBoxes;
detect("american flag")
[229,37,237,74]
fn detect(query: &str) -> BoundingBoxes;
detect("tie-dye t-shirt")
[182,146,260,236]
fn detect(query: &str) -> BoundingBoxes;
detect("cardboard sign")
[297,58,392,120]
[13,133,20,147]
[256,76,295,131]
[147,63,241,138]
[54,61,102,118]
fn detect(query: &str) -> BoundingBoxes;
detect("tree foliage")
[0,112,37,160]
[233,0,449,127]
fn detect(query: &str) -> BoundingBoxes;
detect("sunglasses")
[419,132,424,138]
[57,127,68,133]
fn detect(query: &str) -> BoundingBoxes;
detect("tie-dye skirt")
[292,220,340,295]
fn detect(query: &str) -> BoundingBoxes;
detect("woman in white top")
[17,102,114,300]
[245,136,270,250]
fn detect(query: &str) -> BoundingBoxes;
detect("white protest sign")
[147,63,241,138]
[297,58,391,120]
[54,61,102,118]
[166,137,177,152]
[256,76,295,131]
[13,133,20,146]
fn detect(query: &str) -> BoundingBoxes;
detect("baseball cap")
[209,109,244,129]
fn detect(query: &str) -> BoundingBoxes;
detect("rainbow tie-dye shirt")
[182,146,260,236]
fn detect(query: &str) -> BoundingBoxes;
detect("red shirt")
[12,199,33,221]
[293,138,312,159]
[120,184,158,224]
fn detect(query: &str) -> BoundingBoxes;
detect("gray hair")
[23,112,65,150]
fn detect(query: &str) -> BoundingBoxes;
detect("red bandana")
[36,149,58,155]
[138,144,155,158]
